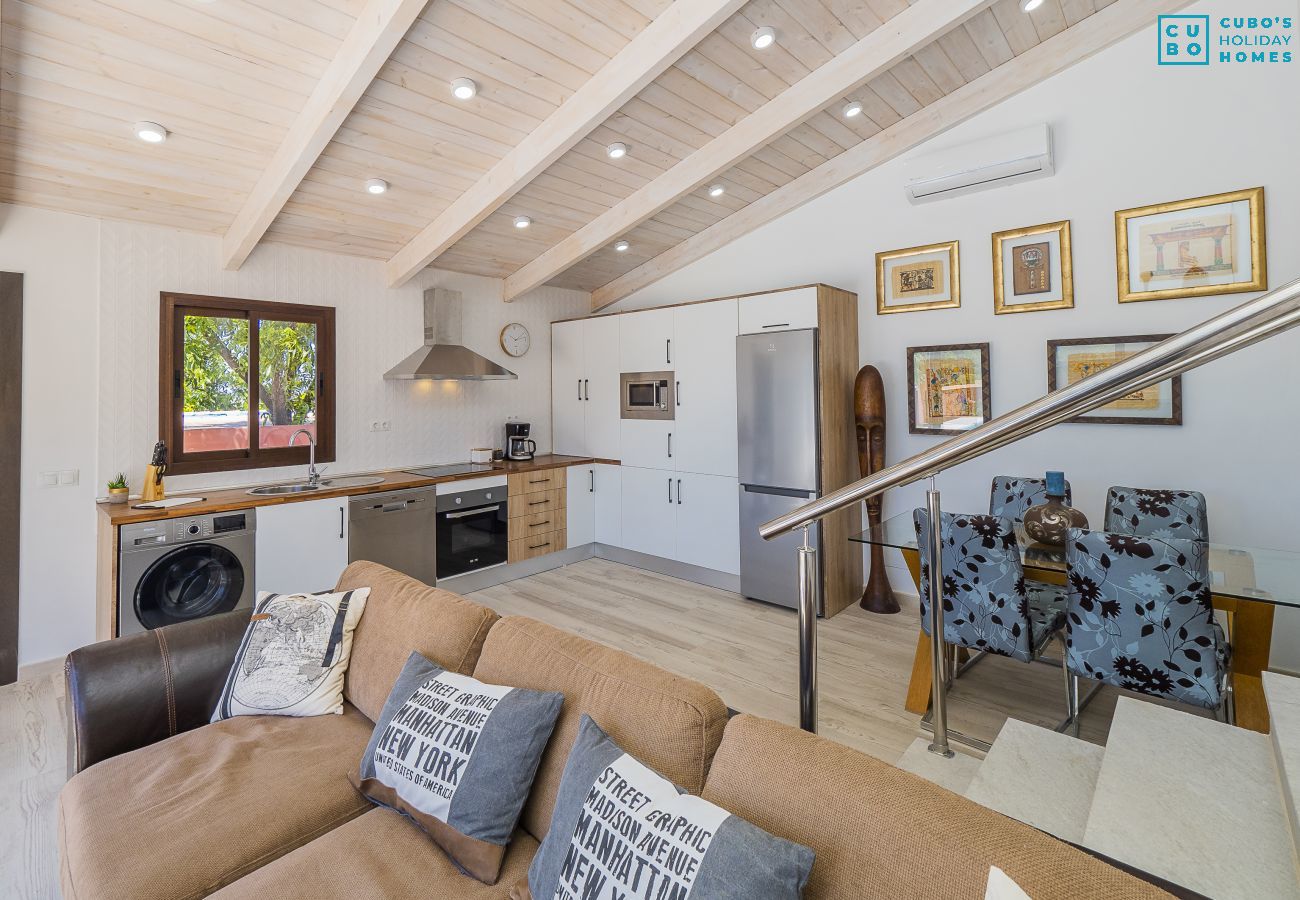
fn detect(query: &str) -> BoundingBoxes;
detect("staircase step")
[1083,696,1300,900]
[896,737,983,795]
[1263,671,1300,847]
[964,718,1103,844]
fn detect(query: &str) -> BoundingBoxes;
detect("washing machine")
[117,509,257,637]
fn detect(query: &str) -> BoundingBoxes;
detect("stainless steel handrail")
[761,276,1300,540]
[765,275,1300,746]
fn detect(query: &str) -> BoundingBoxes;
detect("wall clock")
[499,322,530,357]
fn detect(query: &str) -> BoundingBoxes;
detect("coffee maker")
[505,422,536,461]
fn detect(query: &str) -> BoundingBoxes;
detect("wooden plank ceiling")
[1,0,1154,306]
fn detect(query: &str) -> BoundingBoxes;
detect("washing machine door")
[134,543,246,630]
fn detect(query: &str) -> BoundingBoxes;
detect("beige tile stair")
[1082,697,1300,900]
[895,737,984,795]
[963,718,1104,844]
[1264,671,1300,849]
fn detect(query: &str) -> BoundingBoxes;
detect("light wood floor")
[2,557,1137,900]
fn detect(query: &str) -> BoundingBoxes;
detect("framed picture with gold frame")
[876,240,960,315]
[906,342,991,435]
[992,220,1073,314]
[1048,334,1181,425]
[1116,187,1266,303]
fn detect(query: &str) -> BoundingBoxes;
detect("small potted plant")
[107,473,130,504]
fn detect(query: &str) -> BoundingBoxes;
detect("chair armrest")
[64,609,251,775]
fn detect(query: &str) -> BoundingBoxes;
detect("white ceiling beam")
[502,0,996,301]
[384,0,748,289]
[589,0,1191,311]
[221,0,430,270]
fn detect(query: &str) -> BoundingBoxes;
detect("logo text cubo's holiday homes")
[1159,15,1294,66]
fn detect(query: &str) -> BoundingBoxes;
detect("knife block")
[141,464,166,503]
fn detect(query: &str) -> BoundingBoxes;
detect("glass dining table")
[851,510,1300,734]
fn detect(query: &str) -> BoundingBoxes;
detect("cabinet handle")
[677,479,682,505]
[528,477,549,484]
[761,323,791,329]
[667,478,672,503]
[528,541,551,551]
[532,519,551,528]
[666,338,671,364]
[588,469,594,493]
[577,379,582,400]
[667,433,672,458]
[528,499,550,507]
[676,380,681,406]
[338,507,344,539]
[584,379,589,401]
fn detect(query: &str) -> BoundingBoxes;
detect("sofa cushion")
[207,808,538,900]
[336,561,499,721]
[59,704,375,900]
[701,715,1172,900]
[471,616,729,843]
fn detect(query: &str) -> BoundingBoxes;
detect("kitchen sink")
[246,475,385,496]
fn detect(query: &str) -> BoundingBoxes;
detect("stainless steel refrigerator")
[737,328,821,611]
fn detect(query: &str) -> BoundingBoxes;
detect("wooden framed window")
[159,292,336,476]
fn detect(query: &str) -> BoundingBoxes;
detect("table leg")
[901,548,933,715]
[1214,595,1273,734]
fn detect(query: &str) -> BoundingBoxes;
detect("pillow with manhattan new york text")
[354,651,564,885]
[516,714,814,900]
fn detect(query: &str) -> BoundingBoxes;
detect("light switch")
[40,471,58,487]
[59,469,79,486]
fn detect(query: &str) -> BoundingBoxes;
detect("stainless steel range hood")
[384,288,517,381]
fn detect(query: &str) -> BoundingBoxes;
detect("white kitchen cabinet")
[619,419,674,470]
[619,307,674,372]
[256,496,349,594]
[551,319,586,456]
[738,287,818,334]
[672,299,738,477]
[567,465,595,547]
[568,463,622,548]
[584,316,621,459]
[593,464,621,545]
[672,472,740,575]
[619,465,676,559]
[551,317,620,459]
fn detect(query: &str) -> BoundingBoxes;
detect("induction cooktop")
[405,462,500,478]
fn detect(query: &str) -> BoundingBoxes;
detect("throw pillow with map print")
[354,652,564,884]
[212,587,369,721]
[516,715,814,900]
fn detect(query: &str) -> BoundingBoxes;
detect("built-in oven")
[435,478,508,580]
[620,370,675,420]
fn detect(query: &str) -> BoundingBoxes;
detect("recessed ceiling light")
[614,240,630,253]
[451,77,477,100]
[708,184,726,198]
[514,215,532,229]
[751,26,776,50]
[843,101,863,119]
[365,178,388,195]
[1019,0,1045,10]
[134,121,168,144]
[606,142,628,159]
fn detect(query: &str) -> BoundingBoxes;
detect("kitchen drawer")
[510,488,565,517]
[508,508,566,542]
[508,468,564,495]
[509,530,567,563]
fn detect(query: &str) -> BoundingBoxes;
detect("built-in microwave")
[620,371,675,420]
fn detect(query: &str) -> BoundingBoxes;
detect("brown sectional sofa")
[60,561,1173,899]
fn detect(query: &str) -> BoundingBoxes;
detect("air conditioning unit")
[903,124,1054,204]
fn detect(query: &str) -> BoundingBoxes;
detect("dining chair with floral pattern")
[913,509,1073,727]
[1064,527,1230,730]
[989,475,1073,524]
[1103,486,1209,542]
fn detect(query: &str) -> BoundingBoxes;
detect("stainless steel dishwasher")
[348,486,438,585]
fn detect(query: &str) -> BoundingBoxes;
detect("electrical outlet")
[40,471,58,487]
[59,469,80,485]
[369,420,391,432]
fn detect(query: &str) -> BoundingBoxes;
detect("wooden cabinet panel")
[511,488,564,518]
[509,530,567,563]
[508,468,564,495]
[509,508,566,542]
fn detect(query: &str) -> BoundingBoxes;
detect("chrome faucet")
[290,429,321,485]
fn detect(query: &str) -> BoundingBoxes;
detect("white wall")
[0,205,101,666]
[97,219,588,493]
[4,208,587,668]
[615,2,1300,665]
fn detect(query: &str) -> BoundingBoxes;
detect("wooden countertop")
[96,455,611,526]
